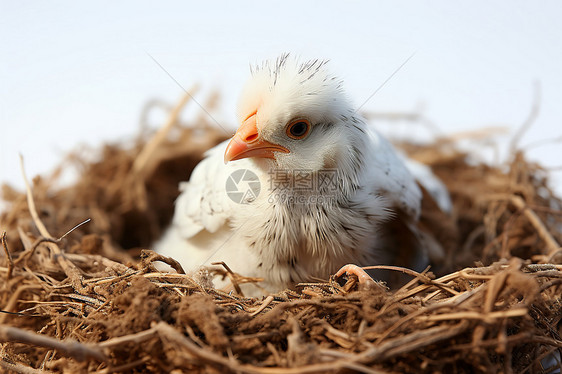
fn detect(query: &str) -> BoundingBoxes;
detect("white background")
[2,1,561,197]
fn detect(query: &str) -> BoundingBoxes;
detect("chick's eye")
[286,120,310,140]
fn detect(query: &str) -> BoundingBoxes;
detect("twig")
[510,195,560,255]
[418,309,528,323]
[0,358,54,374]
[1,231,14,281]
[95,357,150,374]
[213,261,244,295]
[140,249,185,274]
[358,321,470,363]
[14,217,92,267]
[14,237,61,267]
[57,219,91,241]
[439,126,509,142]
[487,194,560,255]
[0,284,43,324]
[19,155,85,291]
[97,327,159,349]
[132,85,199,175]
[374,285,483,344]
[360,264,433,283]
[0,325,106,362]
[19,155,52,240]
[185,325,207,348]
[250,295,275,317]
[509,81,541,155]
[211,261,266,296]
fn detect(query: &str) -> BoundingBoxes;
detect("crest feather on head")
[237,54,352,127]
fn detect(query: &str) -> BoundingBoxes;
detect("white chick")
[156,55,447,295]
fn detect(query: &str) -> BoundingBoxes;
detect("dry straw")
[0,92,561,373]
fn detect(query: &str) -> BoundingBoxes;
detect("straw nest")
[1,91,561,373]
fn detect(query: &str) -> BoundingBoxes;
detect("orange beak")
[224,111,289,163]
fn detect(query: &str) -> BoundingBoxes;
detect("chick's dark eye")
[290,122,307,136]
[286,120,310,140]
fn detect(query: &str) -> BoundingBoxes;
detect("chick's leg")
[335,264,382,291]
